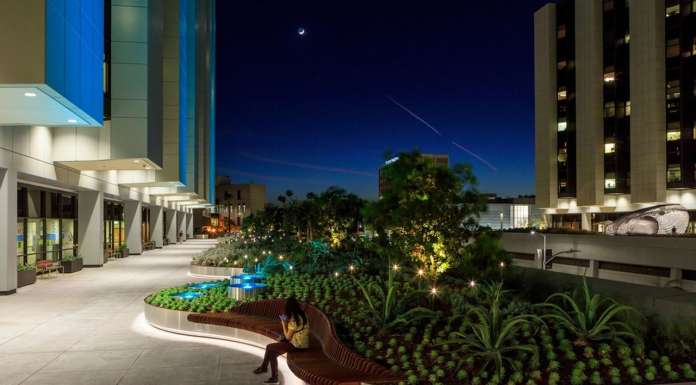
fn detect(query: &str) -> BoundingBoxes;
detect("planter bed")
[61,258,83,274]
[17,270,36,288]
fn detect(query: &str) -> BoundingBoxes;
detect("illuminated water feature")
[188,282,223,290]
[228,280,267,300]
[230,273,265,283]
[171,291,203,300]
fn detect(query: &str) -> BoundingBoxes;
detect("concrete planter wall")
[61,258,83,273]
[189,265,243,278]
[144,302,281,351]
[17,270,36,288]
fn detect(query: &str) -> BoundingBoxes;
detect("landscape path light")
[469,280,476,288]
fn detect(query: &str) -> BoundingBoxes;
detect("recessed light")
[67,119,77,123]
[132,159,141,164]
[24,92,37,97]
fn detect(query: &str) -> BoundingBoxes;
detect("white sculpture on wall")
[605,204,690,236]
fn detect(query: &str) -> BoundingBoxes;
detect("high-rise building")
[0,0,216,295]
[378,154,449,196]
[535,0,696,232]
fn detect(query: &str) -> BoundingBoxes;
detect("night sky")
[216,1,549,201]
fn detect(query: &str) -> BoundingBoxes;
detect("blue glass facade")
[45,0,104,125]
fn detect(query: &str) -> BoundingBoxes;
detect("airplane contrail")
[386,95,497,172]
[240,153,376,177]
[386,95,443,136]
[221,168,328,185]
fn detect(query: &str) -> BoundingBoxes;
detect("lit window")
[667,129,681,141]
[667,39,680,58]
[604,102,616,118]
[692,37,696,55]
[557,25,567,39]
[667,4,680,17]
[557,87,568,101]
[558,148,568,163]
[558,120,568,132]
[604,71,616,83]
[604,177,616,189]
[624,33,630,44]
[605,143,616,154]
[667,164,682,183]
[558,60,568,70]
[625,101,631,116]
[667,79,681,100]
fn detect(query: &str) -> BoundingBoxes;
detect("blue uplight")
[188,282,220,290]
[172,291,203,300]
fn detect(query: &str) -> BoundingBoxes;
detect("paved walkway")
[0,240,273,385]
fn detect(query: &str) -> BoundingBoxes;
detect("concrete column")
[630,0,666,203]
[124,200,142,255]
[575,0,604,207]
[581,212,592,232]
[588,259,599,278]
[176,211,185,242]
[151,205,164,248]
[164,208,177,245]
[534,4,558,209]
[0,168,17,295]
[187,211,193,238]
[78,190,104,267]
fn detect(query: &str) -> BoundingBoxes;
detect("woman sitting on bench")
[253,297,309,384]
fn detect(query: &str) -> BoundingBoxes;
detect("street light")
[530,230,547,269]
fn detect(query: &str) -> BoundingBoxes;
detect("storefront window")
[46,219,60,261]
[26,218,43,265]
[62,219,76,256]
[17,221,25,264]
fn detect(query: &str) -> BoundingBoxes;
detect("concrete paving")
[0,240,274,385]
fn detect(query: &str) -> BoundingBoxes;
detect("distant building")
[215,176,266,228]
[379,154,449,196]
[479,194,540,230]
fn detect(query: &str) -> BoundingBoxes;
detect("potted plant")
[17,262,36,288]
[119,245,129,258]
[61,254,83,273]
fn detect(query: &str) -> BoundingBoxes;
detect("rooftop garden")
[151,151,696,385]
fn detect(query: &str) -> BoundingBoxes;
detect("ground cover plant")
[159,152,695,384]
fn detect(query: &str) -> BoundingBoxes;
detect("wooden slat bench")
[188,299,403,385]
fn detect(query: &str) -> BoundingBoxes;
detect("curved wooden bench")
[188,299,402,385]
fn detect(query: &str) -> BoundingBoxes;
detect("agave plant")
[445,283,542,378]
[540,278,640,346]
[354,267,437,331]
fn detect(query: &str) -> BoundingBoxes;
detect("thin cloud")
[386,95,497,172]
[221,168,328,185]
[240,153,376,177]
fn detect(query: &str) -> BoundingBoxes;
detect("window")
[558,60,568,70]
[666,4,680,17]
[692,37,696,55]
[605,143,616,154]
[558,148,568,163]
[557,87,567,101]
[667,164,682,183]
[667,79,681,100]
[604,102,616,118]
[668,129,681,141]
[604,69,616,83]
[605,173,617,189]
[557,24,567,39]
[604,0,614,11]
[625,101,631,116]
[667,39,680,58]
[558,120,568,132]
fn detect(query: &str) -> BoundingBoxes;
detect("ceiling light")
[132,159,141,164]
[24,92,37,97]
[67,119,77,123]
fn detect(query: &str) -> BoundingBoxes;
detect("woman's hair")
[284,296,307,326]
